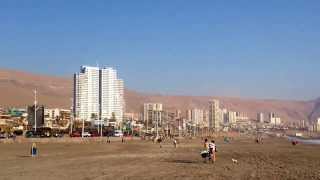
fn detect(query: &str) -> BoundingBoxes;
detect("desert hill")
[0,68,317,123]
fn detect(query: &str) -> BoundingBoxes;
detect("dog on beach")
[232,158,238,164]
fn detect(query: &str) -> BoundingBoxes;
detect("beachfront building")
[175,110,182,119]
[44,108,71,128]
[74,66,100,121]
[316,118,320,132]
[236,112,249,121]
[209,99,221,132]
[100,67,124,123]
[269,112,281,126]
[74,66,124,124]
[221,108,228,124]
[186,109,192,122]
[143,103,163,127]
[186,108,204,127]
[227,111,237,124]
[27,105,45,128]
[257,113,264,123]
[203,110,209,127]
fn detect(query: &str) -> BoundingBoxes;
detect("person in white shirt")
[208,140,216,163]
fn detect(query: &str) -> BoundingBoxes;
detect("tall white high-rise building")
[100,67,124,122]
[74,66,124,124]
[74,66,100,121]
[227,111,237,124]
[203,110,209,127]
[257,113,264,123]
[117,79,125,121]
[143,103,163,125]
[186,109,204,126]
[209,99,221,131]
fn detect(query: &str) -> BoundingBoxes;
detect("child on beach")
[204,139,209,149]
[31,143,37,157]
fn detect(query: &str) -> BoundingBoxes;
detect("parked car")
[25,131,41,138]
[114,130,123,137]
[13,130,23,136]
[40,131,51,138]
[0,133,6,139]
[82,132,91,137]
[53,132,64,138]
[70,131,81,137]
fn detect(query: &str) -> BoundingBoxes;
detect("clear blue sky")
[1,0,320,100]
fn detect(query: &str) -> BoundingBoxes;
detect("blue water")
[287,136,320,145]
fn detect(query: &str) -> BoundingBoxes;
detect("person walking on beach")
[173,138,177,148]
[121,135,125,143]
[208,140,216,163]
[157,137,163,148]
[31,143,38,157]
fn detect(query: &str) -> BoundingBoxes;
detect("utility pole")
[100,118,103,137]
[98,119,100,134]
[178,119,181,137]
[70,98,73,134]
[193,124,195,137]
[34,89,37,132]
[131,121,134,136]
[156,111,159,138]
[70,112,73,134]
[146,112,149,135]
[98,105,100,134]
[82,119,85,138]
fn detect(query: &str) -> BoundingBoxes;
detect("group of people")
[203,139,216,163]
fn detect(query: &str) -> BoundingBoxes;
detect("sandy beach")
[0,137,319,180]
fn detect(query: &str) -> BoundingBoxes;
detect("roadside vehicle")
[13,130,23,136]
[0,133,6,139]
[25,131,34,138]
[82,132,91,137]
[53,132,64,138]
[70,131,81,137]
[114,130,123,137]
[40,131,51,138]
[25,131,41,138]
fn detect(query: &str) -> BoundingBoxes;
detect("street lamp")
[70,98,74,134]
[100,118,103,137]
[33,89,39,132]
[82,118,85,138]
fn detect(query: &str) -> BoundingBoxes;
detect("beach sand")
[0,137,319,180]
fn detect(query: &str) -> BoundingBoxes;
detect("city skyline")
[1,1,320,100]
